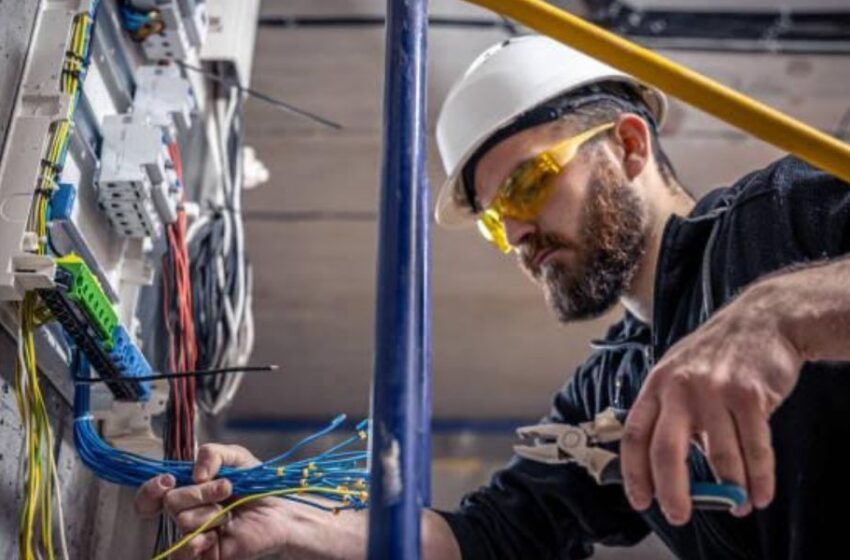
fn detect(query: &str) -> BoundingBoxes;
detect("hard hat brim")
[435,169,476,229]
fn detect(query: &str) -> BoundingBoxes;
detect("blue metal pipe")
[367,0,430,558]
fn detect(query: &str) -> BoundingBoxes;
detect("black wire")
[73,364,277,384]
[174,60,343,130]
[189,217,220,368]
[188,211,236,409]
[191,87,251,412]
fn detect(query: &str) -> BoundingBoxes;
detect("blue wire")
[118,4,153,32]
[72,350,369,507]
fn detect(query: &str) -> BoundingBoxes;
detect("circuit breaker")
[96,114,178,238]
[133,64,196,141]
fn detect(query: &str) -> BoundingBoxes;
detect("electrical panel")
[0,1,266,558]
[0,0,257,422]
[0,3,375,559]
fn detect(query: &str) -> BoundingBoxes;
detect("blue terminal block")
[108,326,152,401]
[49,182,77,221]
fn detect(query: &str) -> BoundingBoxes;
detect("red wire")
[164,142,197,461]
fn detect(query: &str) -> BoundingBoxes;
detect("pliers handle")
[514,408,748,512]
[690,482,748,511]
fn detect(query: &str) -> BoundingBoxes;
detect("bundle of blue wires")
[72,351,370,511]
[117,4,153,33]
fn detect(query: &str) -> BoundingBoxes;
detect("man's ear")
[612,113,651,180]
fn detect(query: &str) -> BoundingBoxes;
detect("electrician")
[135,36,850,559]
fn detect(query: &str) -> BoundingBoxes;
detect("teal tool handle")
[690,482,748,511]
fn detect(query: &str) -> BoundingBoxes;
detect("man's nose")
[503,216,536,248]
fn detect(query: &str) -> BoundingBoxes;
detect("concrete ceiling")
[625,0,849,10]
[228,0,850,422]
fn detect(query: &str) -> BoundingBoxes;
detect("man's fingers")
[135,474,176,518]
[174,531,218,560]
[700,407,750,516]
[175,504,226,533]
[620,391,660,511]
[733,405,775,510]
[649,391,693,525]
[164,479,233,517]
[194,444,259,483]
[201,542,222,560]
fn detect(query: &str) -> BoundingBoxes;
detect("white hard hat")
[434,35,667,228]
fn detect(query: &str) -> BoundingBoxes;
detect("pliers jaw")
[514,422,620,485]
[513,424,587,465]
[513,410,625,484]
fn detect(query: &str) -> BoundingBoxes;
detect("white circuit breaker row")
[97,116,174,239]
[95,65,195,239]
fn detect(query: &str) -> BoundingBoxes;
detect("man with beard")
[135,36,850,559]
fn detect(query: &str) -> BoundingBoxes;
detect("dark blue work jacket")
[439,156,850,559]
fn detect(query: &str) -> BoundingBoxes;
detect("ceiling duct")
[576,0,850,53]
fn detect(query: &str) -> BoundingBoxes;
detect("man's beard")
[519,160,648,322]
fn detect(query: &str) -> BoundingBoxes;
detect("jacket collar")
[650,187,738,361]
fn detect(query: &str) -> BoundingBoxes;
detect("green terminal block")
[55,254,118,349]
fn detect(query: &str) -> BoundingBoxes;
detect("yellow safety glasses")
[476,122,615,254]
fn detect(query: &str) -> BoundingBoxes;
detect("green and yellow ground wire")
[13,5,96,560]
[15,294,60,560]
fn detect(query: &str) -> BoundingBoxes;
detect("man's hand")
[135,444,289,560]
[620,287,804,526]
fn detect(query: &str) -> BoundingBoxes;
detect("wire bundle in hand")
[71,354,369,560]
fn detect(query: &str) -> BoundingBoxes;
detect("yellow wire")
[16,294,58,560]
[13,9,93,560]
[17,75,65,560]
[150,487,367,560]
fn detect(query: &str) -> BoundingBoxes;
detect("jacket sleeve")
[435,358,650,560]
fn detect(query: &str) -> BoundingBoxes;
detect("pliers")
[514,407,748,511]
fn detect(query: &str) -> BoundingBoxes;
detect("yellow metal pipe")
[465,0,850,185]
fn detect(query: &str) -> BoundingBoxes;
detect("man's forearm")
[742,256,850,362]
[281,503,461,560]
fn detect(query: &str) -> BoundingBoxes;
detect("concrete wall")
[0,0,39,155]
